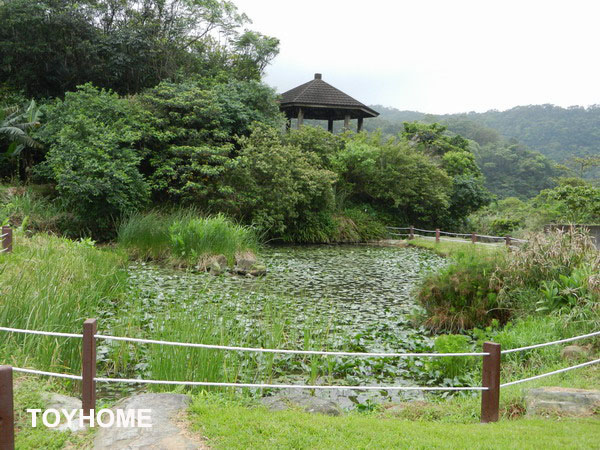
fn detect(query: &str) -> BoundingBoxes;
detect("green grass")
[0,185,66,234]
[408,237,504,257]
[13,377,95,449]
[0,233,129,374]
[189,391,599,449]
[118,210,259,266]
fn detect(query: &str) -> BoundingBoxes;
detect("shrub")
[419,229,600,332]
[427,334,476,382]
[418,249,507,332]
[226,124,336,238]
[36,84,150,238]
[0,186,66,233]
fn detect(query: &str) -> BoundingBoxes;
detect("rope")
[500,358,600,387]
[412,228,435,234]
[95,334,488,357]
[386,227,411,231]
[0,327,83,339]
[12,367,82,380]
[502,330,600,354]
[0,248,8,253]
[94,377,488,391]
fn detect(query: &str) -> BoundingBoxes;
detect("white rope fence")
[0,326,83,339]
[501,358,600,388]
[386,226,529,245]
[3,326,599,397]
[502,330,600,354]
[94,333,488,357]
[93,377,488,391]
[12,367,82,380]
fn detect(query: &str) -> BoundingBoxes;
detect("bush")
[36,84,150,238]
[418,249,506,332]
[419,229,600,332]
[226,124,336,238]
[427,334,476,382]
[0,185,66,233]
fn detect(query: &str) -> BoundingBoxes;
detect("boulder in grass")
[560,345,591,360]
[525,387,600,416]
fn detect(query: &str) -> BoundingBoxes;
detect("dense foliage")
[418,229,600,332]
[35,85,150,236]
[0,0,279,98]
[469,178,600,236]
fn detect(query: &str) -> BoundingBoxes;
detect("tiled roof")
[280,74,378,117]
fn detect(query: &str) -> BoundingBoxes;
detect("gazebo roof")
[279,74,379,120]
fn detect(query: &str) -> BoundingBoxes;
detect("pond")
[113,244,448,409]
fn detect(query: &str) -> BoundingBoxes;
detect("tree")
[139,78,282,206]
[0,0,278,97]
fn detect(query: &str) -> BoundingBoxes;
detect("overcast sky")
[234,0,600,114]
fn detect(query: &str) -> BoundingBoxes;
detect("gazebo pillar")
[343,114,350,131]
[297,108,304,129]
[328,119,334,133]
[357,117,363,132]
[286,118,291,132]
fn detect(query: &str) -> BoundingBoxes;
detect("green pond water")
[118,244,449,408]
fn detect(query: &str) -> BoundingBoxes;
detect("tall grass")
[144,298,332,392]
[118,210,258,266]
[0,186,66,233]
[0,233,129,373]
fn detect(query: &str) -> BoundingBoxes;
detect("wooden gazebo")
[279,73,379,132]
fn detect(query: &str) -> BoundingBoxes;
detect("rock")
[208,260,223,275]
[261,395,342,416]
[525,387,600,416]
[197,254,227,273]
[249,265,267,277]
[94,393,205,449]
[560,345,590,360]
[235,251,258,272]
[41,393,87,433]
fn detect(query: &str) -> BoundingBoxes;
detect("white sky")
[234,0,600,114]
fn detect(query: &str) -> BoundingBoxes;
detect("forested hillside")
[367,104,600,181]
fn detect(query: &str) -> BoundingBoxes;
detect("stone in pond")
[235,251,258,272]
[525,387,600,416]
[261,395,342,416]
[94,393,205,449]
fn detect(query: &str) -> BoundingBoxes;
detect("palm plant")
[0,100,43,156]
[0,100,43,178]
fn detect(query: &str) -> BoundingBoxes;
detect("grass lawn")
[408,237,504,257]
[189,397,599,449]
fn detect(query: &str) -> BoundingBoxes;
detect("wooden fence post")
[0,366,15,450]
[471,233,477,244]
[435,229,440,243]
[409,226,414,240]
[481,342,501,423]
[1,226,12,254]
[82,319,97,419]
[505,236,511,247]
